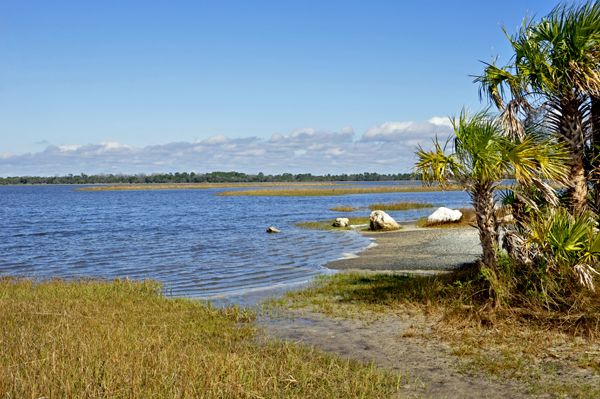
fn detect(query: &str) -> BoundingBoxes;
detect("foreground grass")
[74,182,350,192]
[0,277,403,398]
[215,185,466,196]
[267,271,600,397]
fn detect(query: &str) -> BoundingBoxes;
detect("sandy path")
[261,311,531,398]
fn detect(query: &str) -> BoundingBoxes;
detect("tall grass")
[215,185,465,197]
[0,277,402,398]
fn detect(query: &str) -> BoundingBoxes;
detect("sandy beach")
[260,224,568,398]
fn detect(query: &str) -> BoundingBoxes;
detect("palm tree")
[415,109,568,274]
[474,1,600,212]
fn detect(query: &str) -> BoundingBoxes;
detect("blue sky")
[0,0,557,176]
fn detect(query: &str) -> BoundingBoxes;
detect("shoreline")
[327,222,481,274]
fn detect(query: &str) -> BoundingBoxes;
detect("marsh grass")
[297,217,372,231]
[415,207,477,228]
[330,205,360,212]
[368,200,435,211]
[215,185,466,197]
[268,263,600,397]
[0,277,403,398]
[74,182,350,192]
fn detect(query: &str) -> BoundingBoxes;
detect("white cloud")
[362,118,453,143]
[58,144,82,152]
[0,118,451,176]
[198,134,230,146]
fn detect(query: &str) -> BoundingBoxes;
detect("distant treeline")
[0,171,420,185]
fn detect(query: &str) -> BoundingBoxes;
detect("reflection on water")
[0,184,470,304]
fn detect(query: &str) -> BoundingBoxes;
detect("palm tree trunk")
[548,95,589,212]
[469,182,498,270]
[591,96,600,211]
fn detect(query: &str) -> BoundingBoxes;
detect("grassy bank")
[73,182,351,192]
[0,277,403,398]
[214,185,465,197]
[267,267,600,397]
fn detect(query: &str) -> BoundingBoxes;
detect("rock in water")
[332,217,349,227]
[427,207,462,224]
[266,227,281,233]
[369,211,399,230]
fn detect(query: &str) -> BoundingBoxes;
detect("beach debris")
[332,217,349,227]
[369,211,399,230]
[266,227,281,233]
[427,207,462,224]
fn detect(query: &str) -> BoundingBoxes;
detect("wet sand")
[331,223,482,274]
[261,225,541,398]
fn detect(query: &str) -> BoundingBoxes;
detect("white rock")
[332,217,349,227]
[266,227,281,233]
[427,207,462,224]
[369,210,400,230]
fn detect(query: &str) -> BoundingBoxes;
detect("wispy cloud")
[0,118,453,176]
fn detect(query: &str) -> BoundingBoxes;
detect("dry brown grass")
[0,277,403,398]
[73,182,351,192]
[215,185,465,197]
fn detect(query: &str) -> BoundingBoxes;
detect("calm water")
[0,184,470,304]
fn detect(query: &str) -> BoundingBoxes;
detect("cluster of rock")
[427,207,462,224]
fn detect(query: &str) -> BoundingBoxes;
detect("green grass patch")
[368,200,435,211]
[0,277,404,398]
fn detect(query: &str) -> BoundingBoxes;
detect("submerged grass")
[368,200,435,211]
[215,184,466,197]
[0,277,403,398]
[74,182,350,192]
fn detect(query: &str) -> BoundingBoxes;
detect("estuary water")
[0,184,470,304]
